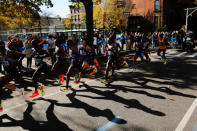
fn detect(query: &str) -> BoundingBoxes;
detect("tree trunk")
[81,0,94,46]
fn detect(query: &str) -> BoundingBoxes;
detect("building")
[69,5,86,29]
[32,16,65,33]
[129,0,164,29]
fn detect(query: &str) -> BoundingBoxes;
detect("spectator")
[25,36,33,70]
[48,34,56,65]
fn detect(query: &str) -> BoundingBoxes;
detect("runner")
[15,35,25,71]
[0,40,25,111]
[158,33,167,64]
[102,39,117,85]
[132,36,145,72]
[75,38,97,84]
[61,39,79,91]
[48,34,56,65]
[51,34,68,84]
[30,35,49,98]
[24,36,33,70]
[142,34,151,62]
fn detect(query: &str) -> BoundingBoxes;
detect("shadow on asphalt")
[0,100,73,131]
[35,92,127,125]
[116,71,196,98]
[1,49,196,130]
[77,82,165,117]
[131,55,197,92]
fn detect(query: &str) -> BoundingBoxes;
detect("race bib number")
[2,58,9,67]
[35,58,42,65]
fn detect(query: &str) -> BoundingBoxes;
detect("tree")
[64,18,71,29]
[70,0,102,46]
[93,5,104,29]
[80,12,86,28]
[104,0,125,31]
[0,0,53,30]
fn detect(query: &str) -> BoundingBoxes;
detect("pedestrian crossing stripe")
[185,52,197,58]
[174,52,197,58]
[175,52,187,57]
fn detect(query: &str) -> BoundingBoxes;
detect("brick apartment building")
[130,0,163,27]
[127,0,164,32]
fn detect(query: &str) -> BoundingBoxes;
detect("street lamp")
[185,7,197,32]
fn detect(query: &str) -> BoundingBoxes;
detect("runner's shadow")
[104,84,166,99]
[0,100,73,131]
[0,88,13,100]
[117,72,196,98]
[78,82,165,117]
[136,57,197,90]
[36,92,127,124]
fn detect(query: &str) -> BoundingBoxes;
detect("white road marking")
[175,98,197,131]
[97,116,122,131]
[193,122,197,131]
[175,52,187,57]
[185,52,197,58]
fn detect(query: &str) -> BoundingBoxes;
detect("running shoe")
[101,79,108,84]
[74,81,80,84]
[94,59,100,70]
[0,104,3,112]
[132,68,136,72]
[29,90,39,98]
[60,74,64,83]
[89,72,96,76]
[39,85,44,96]
[164,61,167,65]
[60,87,69,92]
[58,74,64,84]
[123,64,129,68]
[93,67,98,73]
[101,79,106,83]
[90,67,98,76]
[74,76,78,82]
[58,79,61,84]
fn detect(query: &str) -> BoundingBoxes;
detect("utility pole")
[185,7,197,32]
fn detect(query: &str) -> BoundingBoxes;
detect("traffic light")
[119,20,123,25]
[117,19,123,25]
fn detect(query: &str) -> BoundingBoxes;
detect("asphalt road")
[0,48,197,131]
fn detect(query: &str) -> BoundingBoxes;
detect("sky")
[41,0,71,18]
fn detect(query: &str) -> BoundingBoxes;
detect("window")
[132,4,136,9]
[154,0,159,11]
[154,16,159,28]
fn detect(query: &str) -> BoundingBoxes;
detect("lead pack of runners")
[0,30,176,112]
